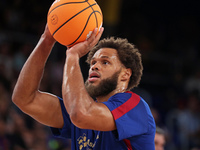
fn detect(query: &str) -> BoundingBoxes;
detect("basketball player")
[12,25,156,150]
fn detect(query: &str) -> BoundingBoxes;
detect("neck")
[96,87,127,102]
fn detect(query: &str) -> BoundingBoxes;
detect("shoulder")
[104,91,141,111]
[103,91,156,141]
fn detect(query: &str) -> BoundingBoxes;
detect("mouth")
[88,72,100,82]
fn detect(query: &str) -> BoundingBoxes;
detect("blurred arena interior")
[0,0,200,149]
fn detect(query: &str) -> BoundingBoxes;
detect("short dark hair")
[156,127,165,135]
[86,37,143,90]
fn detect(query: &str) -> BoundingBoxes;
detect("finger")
[90,27,104,46]
[87,28,98,44]
[96,27,104,41]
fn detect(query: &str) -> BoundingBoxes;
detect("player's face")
[85,69,120,98]
[85,48,123,97]
[154,133,165,150]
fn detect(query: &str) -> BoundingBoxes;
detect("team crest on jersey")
[77,133,99,150]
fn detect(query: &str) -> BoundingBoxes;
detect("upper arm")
[15,91,64,128]
[70,102,116,131]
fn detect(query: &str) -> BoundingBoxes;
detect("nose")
[91,62,101,71]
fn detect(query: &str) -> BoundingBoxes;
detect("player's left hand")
[66,27,104,58]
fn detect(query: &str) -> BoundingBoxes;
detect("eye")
[102,60,109,65]
[90,60,96,66]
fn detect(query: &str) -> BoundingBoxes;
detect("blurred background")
[0,0,200,149]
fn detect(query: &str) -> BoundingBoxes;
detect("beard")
[85,70,121,98]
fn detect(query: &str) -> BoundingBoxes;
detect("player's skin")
[154,132,165,150]
[12,25,132,131]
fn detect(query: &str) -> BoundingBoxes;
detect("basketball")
[47,0,103,47]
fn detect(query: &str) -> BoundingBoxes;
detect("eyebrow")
[91,55,110,60]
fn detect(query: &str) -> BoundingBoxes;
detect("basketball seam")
[52,3,97,36]
[48,1,87,16]
[86,1,98,28]
[67,11,102,47]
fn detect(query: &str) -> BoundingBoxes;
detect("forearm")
[62,27,105,128]
[62,52,93,118]
[62,52,116,131]
[12,34,55,106]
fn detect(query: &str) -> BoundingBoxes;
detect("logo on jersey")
[77,133,99,150]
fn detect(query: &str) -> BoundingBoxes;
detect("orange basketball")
[47,0,103,47]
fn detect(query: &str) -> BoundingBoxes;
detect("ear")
[121,68,132,81]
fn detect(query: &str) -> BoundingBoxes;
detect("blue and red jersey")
[51,91,156,150]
